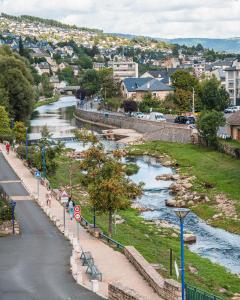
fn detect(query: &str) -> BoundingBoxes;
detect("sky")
[1,0,240,39]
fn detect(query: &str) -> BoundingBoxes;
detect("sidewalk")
[0,145,161,300]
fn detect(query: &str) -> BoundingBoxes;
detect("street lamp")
[10,200,16,234]
[25,127,28,161]
[41,145,46,178]
[174,208,190,300]
[192,88,195,114]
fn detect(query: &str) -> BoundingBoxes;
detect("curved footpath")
[0,152,101,300]
[0,146,162,300]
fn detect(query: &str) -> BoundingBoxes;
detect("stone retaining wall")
[75,109,192,144]
[124,246,181,300]
[108,282,149,300]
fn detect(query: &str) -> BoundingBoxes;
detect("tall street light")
[41,145,46,178]
[25,127,28,162]
[174,208,190,300]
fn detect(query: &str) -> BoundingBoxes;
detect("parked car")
[174,116,195,124]
[224,106,240,113]
[148,112,166,122]
[132,112,145,119]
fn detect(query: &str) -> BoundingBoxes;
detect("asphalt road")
[0,154,101,300]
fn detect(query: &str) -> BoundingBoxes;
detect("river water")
[30,96,240,274]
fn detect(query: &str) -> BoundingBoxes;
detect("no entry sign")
[74,205,81,221]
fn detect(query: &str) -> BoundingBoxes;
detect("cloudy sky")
[1,0,240,38]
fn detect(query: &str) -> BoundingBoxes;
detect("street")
[0,153,101,300]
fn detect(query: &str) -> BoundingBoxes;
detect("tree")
[79,132,142,236]
[200,77,230,111]
[123,100,138,113]
[98,68,119,98]
[58,67,75,85]
[18,36,24,56]
[13,121,26,143]
[40,74,54,98]
[81,69,100,95]
[197,111,225,147]
[0,106,11,141]
[171,69,198,91]
[77,55,93,69]
[0,46,34,121]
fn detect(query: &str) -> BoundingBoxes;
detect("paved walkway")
[0,146,161,300]
[0,152,101,300]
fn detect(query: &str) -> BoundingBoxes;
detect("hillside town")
[0,7,240,300]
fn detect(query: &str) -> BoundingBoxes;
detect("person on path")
[6,142,10,155]
[46,188,52,207]
[68,198,74,220]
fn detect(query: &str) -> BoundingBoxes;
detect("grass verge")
[48,152,240,299]
[127,141,240,234]
[34,94,60,108]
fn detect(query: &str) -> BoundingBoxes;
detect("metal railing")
[99,232,125,250]
[186,284,224,300]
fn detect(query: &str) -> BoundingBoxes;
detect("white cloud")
[1,0,240,38]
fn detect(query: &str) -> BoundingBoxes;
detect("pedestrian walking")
[46,188,52,207]
[6,142,10,155]
[68,198,74,220]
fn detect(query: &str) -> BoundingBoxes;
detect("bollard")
[77,271,83,284]
[91,280,99,293]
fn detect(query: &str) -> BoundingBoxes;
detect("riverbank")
[34,94,60,108]
[127,141,240,235]
[48,153,240,299]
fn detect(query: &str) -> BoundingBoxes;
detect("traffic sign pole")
[77,221,79,241]
[63,205,66,232]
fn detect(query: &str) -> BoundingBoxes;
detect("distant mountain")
[110,33,240,53]
[168,38,240,53]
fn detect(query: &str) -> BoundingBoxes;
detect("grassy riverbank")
[34,94,60,108]
[48,152,240,299]
[128,141,240,234]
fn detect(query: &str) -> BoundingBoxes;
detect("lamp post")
[25,127,28,161]
[192,87,195,114]
[174,208,190,300]
[10,200,16,234]
[41,145,46,178]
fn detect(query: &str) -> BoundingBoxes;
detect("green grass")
[127,141,240,233]
[48,152,240,298]
[34,94,60,108]
[220,139,240,149]
[80,206,240,299]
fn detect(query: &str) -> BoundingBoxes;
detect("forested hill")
[169,38,240,53]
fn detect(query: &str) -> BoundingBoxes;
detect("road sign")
[74,212,81,221]
[35,170,41,178]
[74,205,81,213]
[60,191,69,204]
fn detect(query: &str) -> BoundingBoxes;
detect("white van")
[148,112,166,122]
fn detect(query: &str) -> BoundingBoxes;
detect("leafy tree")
[58,67,75,85]
[99,68,119,98]
[0,46,34,121]
[79,132,142,236]
[200,77,230,111]
[13,121,26,143]
[77,55,93,69]
[40,74,54,98]
[123,100,138,113]
[81,69,100,95]
[18,36,24,56]
[0,106,11,141]
[171,69,198,91]
[197,111,225,147]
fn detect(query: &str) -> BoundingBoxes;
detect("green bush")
[0,200,12,221]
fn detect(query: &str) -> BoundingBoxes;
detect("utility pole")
[192,87,195,114]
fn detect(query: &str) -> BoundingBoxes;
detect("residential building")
[227,112,240,140]
[93,62,106,70]
[121,77,173,101]
[225,60,240,105]
[35,62,50,75]
[140,68,178,85]
[108,60,138,80]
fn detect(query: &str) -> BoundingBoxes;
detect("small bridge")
[28,133,78,144]
[59,86,80,95]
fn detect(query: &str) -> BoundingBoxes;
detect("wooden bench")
[86,263,102,281]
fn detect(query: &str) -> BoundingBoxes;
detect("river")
[30,96,240,274]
